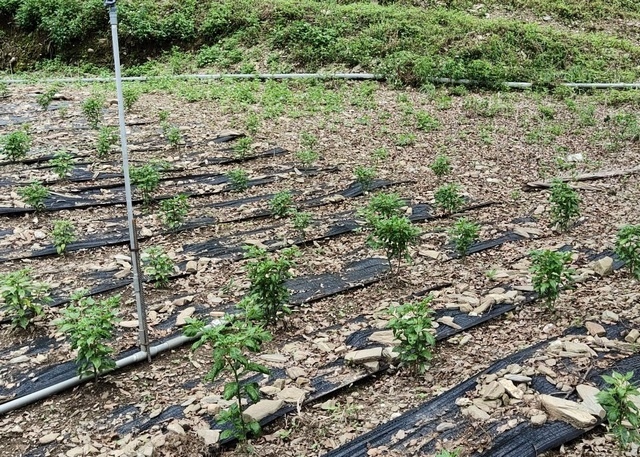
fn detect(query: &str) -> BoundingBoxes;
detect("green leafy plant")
[596,371,640,449]
[82,94,105,129]
[430,154,451,178]
[1,130,31,161]
[18,181,49,211]
[368,215,420,272]
[354,165,376,192]
[96,126,118,158]
[434,183,464,214]
[245,112,260,135]
[292,211,312,236]
[184,316,272,442]
[57,291,120,381]
[0,268,49,330]
[549,179,581,231]
[360,192,404,225]
[434,450,461,457]
[162,123,182,149]
[159,194,190,230]
[386,296,436,374]
[227,169,250,192]
[449,217,480,258]
[122,86,139,112]
[371,147,389,162]
[233,136,253,158]
[615,225,640,280]
[129,164,161,206]
[49,150,75,179]
[0,82,8,98]
[52,220,76,255]
[270,190,295,218]
[295,149,319,167]
[142,246,174,288]
[36,86,58,110]
[240,246,299,325]
[158,110,170,123]
[415,111,440,131]
[529,249,575,310]
[395,133,416,146]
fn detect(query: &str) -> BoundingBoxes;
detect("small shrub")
[615,225,640,280]
[96,126,118,158]
[1,130,31,161]
[82,94,105,129]
[57,292,120,381]
[184,316,272,442]
[354,165,376,192]
[227,169,250,192]
[549,179,580,231]
[158,110,170,122]
[368,215,420,272]
[52,220,76,255]
[159,194,190,230]
[0,268,49,329]
[596,371,640,449]
[434,183,464,214]
[449,217,480,258]
[18,181,49,211]
[49,150,75,178]
[292,211,312,236]
[396,133,416,146]
[371,147,389,162]
[122,86,139,112]
[270,190,294,218]
[300,131,318,149]
[162,123,182,149]
[0,82,8,98]
[233,136,253,158]
[36,86,58,110]
[529,249,574,310]
[415,111,440,131]
[130,164,161,206]
[430,154,451,178]
[361,192,404,224]
[245,112,260,135]
[295,149,319,167]
[142,247,174,288]
[386,296,436,374]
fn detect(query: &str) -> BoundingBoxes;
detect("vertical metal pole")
[106,1,150,360]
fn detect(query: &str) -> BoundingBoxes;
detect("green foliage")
[227,169,250,193]
[270,190,295,218]
[549,179,581,231]
[36,86,58,110]
[361,192,404,224]
[122,86,139,112]
[1,130,31,161]
[596,371,640,449]
[529,249,575,310]
[18,181,49,211]
[142,246,174,288]
[371,147,389,162]
[434,450,460,457]
[295,149,319,167]
[158,110,170,123]
[449,217,480,258]
[0,268,49,330]
[233,136,253,158]
[51,220,76,255]
[129,164,161,206]
[162,123,182,149]
[300,131,318,149]
[292,211,312,236]
[57,292,120,381]
[184,316,271,442]
[96,126,118,158]
[415,111,440,131]
[615,225,640,280]
[430,154,451,177]
[159,194,190,230]
[434,183,464,214]
[0,81,8,98]
[49,150,75,179]
[354,165,377,192]
[386,296,436,374]
[82,94,105,129]
[395,133,416,146]
[368,215,420,271]
[240,246,299,325]
[245,112,260,135]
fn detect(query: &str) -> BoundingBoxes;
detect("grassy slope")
[1,0,640,84]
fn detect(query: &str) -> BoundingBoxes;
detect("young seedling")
[270,190,295,218]
[227,169,250,192]
[0,268,50,329]
[36,86,58,111]
[596,371,640,449]
[245,112,260,135]
[386,296,436,374]
[415,111,440,132]
[122,86,139,112]
[162,124,182,149]
[49,150,75,179]
[292,211,312,237]
[142,247,174,288]
[18,181,49,211]
[430,154,451,178]
[300,131,318,150]
[529,249,575,310]
[354,165,376,192]
[129,164,161,206]
[159,194,190,230]
[615,225,640,280]
[233,136,253,158]
[240,246,299,325]
[158,110,170,123]
[184,316,272,442]
[371,147,389,163]
[295,149,319,167]
[549,179,580,231]
[82,94,105,129]
[368,215,420,272]
[96,126,118,158]
[52,220,76,255]
[360,192,404,227]
[57,291,120,381]
[448,217,480,258]
[434,183,464,214]
[1,130,31,161]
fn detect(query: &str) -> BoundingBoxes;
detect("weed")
[485,268,497,280]
[596,371,640,449]
[538,105,556,120]
[49,150,75,179]
[245,112,260,135]
[430,154,451,178]
[396,133,416,146]
[415,111,440,132]
[36,86,58,110]
[130,164,161,206]
[82,94,105,129]
[368,215,420,272]
[0,82,8,98]
[161,123,182,149]
[270,190,294,218]
[96,126,118,158]
[0,268,49,330]
[615,225,640,280]
[159,194,190,230]
[529,249,575,310]
[434,450,461,457]
[52,220,76,255]
[354,165,376,192]
[57,292,120,381]
[434,183,464,214]
[371,148,389,163]
[227,169,250,193]
[292,211,312,237]
[300,131,318,149]
[18,181,49,211]
[296,149,319,167]
[233,136,253,158]
[386,296,436,374]
[577,103,596,127]
[158,110,170,123]
[184,316,271,442]
[142,246,174,288]
[449,217,480,258]
[122,86,139,112]
[549,179,580,231]
[1,130,31,161]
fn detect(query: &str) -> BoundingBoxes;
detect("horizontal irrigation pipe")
[0,320,221,416]
[2,73,640,89]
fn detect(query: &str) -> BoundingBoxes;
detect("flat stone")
[462,405,490,421]
[503,374,532,383]
[260,386,281,396]
[118,320,139,328]
[602,310,619,322]
[418,250,441,260]
[39,432,59,444]
[260,353,287,364]
[507,364,522,374]
[436,422,456,432]
[498,379,524,400]
[167,421,185,435]
[625,329,640,343]
[196,428,220,445]
[369,330,398,346]
[540,394,598,429]
[531,414,547,426]
[277,387,307,403]
[9,355,29,364]
[585,322,606,337]
[480,381,506,401]
[363,361,380,371]
[576,384,606,419]
[472,296,496,315]
[563,341,595,356]
[273,378,286,389]
[344,347,383,364]
[175,307,195,327]
[593,257,614,277]
[474,399,501,412]
[185,260,198,273]
[437,316,462,329]
[382,347,400,361]
[243,399,284,422]
[285,367,306,380]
